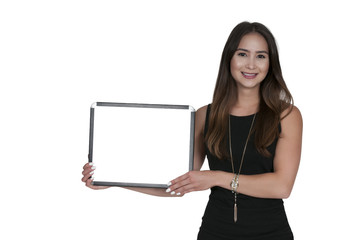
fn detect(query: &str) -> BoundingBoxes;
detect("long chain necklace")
[228,113,256,223]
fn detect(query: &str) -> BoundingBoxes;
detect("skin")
[230,32,270,93]
[81,32,303,199]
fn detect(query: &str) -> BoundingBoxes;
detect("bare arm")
[81,105,208,197]
[225,106,303,198]
[168,106,303,199]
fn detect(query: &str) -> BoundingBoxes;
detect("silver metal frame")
[88,102,196,188]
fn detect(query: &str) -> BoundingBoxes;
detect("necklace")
[228,113,256,223]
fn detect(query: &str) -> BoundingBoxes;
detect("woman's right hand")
[81,162,110,190]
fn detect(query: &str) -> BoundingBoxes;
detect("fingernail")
[170,191,175,195]
[91,166,96,170]
[176,192,181,196]
[167,182,172,186]
[90,171,95,175]
[165,188,171,193]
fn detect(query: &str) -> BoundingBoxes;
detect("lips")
[242,72,258,79]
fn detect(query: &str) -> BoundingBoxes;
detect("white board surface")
[89,103,195,187]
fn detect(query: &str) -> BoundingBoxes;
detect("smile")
[242,72,258,79]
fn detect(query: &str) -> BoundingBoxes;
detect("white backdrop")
[1,0,360,239]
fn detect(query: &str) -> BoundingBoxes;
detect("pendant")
[234,203,237,223]
[234,193,237,223]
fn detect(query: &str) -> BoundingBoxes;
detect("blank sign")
[88,102,195,188]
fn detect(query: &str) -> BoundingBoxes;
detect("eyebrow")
[236,48,269,54]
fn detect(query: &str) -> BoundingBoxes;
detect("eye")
[237,52,247,57]
[257,54,266,59]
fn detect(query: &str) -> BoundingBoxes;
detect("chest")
[206,115,278,174]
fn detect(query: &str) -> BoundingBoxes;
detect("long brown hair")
[205,22,293,159]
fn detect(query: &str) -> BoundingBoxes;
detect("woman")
[82,21,302,239]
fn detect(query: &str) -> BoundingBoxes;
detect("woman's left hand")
[166,170,218,196]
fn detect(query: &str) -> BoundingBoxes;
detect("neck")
[231,88,260,116]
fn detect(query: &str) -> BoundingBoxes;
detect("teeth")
[243,72,256,76]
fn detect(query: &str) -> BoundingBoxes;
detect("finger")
[82,165,96,176]
[82,165,94,178]
[81,173,93,182]
[172,183,195,196]
[85,178,96,189]
[173,178,192,191]
[86,178,101,190]
[169,172,191,186]
[166,178,192,195]
[175,192,185,197]
[81,166,96,182]
[83,162,93,170]
[178,181,197,193]
[86,178,110,190]
[166,172,196,195]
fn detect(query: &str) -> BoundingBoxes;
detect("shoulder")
[195,105,209,134]
[280,105,303,138]
[196,105,208,116]
[281,105,302,122]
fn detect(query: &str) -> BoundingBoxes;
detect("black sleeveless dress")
[197,105,293,240]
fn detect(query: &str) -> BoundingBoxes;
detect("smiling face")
[230,32,270,90]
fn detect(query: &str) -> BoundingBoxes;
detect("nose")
[246,57,256,70]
